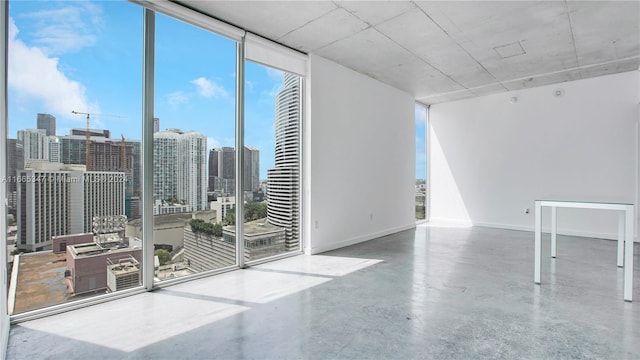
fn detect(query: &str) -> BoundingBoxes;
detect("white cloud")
[8,17,94,120]
[166,91,189,107]
[22,4,102,55]
[190,77,228,98]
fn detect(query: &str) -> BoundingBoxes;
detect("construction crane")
[121,134,127,172]
[71,110,124,171]
[71,110,93,170]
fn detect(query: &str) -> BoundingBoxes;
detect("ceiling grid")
[179,0,640,105]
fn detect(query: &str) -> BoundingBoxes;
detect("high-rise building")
[58,133,141,219]
[153,130,180,203]
[37,113,56,136]
[17,162,125,252]
[221,147,235,179]
[244,146,260,192]
[208,148,218,192]
[208,146,259,194]
[177,131,207,212]
[49,137,60,163]
[267,73,300,251]
[153,129,207,213]
[153,118,160,133]
[17,129,49,164]
[209,147,235,195]
[7,139,24,213]
[6,139,23,193]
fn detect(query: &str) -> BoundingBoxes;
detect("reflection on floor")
[7,225,640,359]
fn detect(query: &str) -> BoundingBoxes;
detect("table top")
[536,200,633,205]
[535,200,634,210]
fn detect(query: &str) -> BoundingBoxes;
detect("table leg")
[535,201,542,284]
[623,209,633,302]
[551,206,557,258]
[618,211,624,267]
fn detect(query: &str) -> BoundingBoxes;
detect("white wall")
[430,71,640,240]
[305,55,415,254]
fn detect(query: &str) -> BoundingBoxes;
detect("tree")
[189,219,224,237]
[213,223,223,237]
[155,249,171,266]
[223,202,267,225]
[224,209,236,226]
[245,201,267,221]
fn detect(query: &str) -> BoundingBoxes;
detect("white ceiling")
[178,1,640,104]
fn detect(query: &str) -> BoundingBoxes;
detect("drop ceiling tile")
[314,27,463,96]
[579,57,640,79]
[278,8,369,52]
[335,1,416,26]
[567,1,640,65]
[376,55,463,96]
[375,7,497,89]
[185,1,337,40]
[417,1,578,82]
[313,27,413,79]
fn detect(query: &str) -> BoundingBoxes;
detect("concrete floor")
[7,225,640,359]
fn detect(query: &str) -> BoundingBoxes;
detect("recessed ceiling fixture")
[554,89,564,97]
[494,41,526,59]
[510,96,518,103]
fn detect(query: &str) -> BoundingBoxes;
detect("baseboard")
[469,221,637,242]
[309,223,416,255]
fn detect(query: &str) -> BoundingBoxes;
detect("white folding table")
[534,200,635,301]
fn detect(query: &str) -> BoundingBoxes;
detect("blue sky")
[8,0,427,181]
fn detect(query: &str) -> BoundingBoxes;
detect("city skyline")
[7,1,287,181]
[7,1,428,181]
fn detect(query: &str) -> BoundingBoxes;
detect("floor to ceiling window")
[243,62,302,262]
[151,12,237,280]
[3,0,306,320]
[5,0,144,315]
[415,104,427,221]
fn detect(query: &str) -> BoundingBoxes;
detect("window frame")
[4,0,307,323]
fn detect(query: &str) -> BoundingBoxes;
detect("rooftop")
[224,218,284,236]
[11,252,69,314]
[127,212,191,227]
